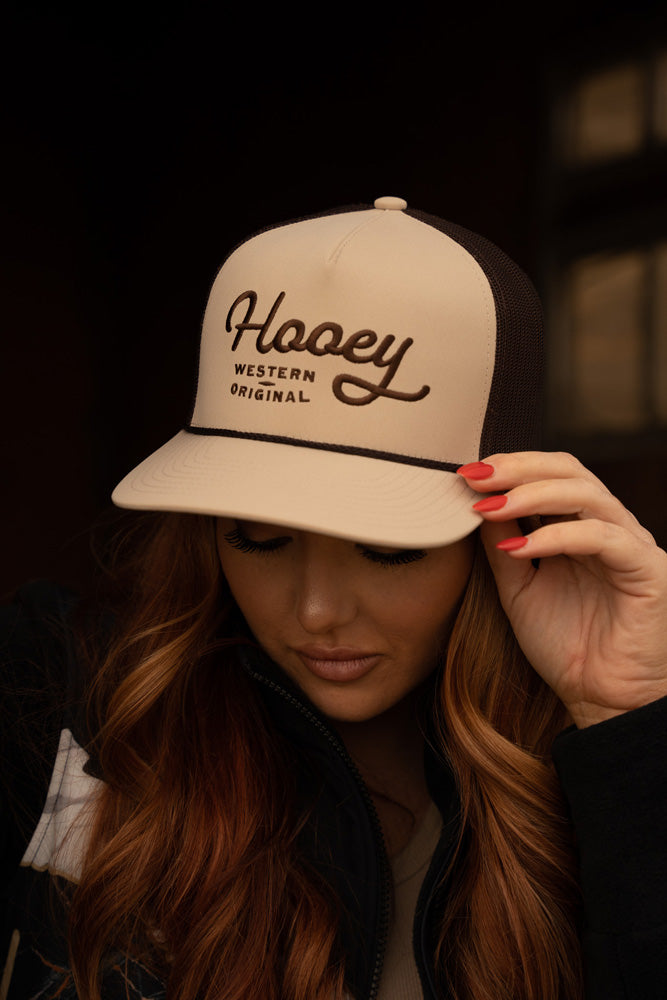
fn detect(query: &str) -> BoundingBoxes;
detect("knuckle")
[589,480,615,506]
[598,519,617,542]
[556,451,581,472]
[633,523,658,548]
[576,517,618,546]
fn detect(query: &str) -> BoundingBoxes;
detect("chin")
[305,686,408,726]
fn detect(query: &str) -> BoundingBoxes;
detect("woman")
[2,196,667,1000]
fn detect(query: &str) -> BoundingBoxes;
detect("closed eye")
[356,545,427,567]
[223,522,427,567]
[223,525,291,555]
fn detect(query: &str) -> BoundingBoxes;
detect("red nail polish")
[496,536,528,551]
[457,461,494,480]
[472,494,507,512]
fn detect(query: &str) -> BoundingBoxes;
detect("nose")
[293,536,358,635]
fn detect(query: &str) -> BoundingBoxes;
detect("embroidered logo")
[225,291,430,406]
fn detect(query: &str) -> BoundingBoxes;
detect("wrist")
[568,686,667,728]
[568,704,627,729]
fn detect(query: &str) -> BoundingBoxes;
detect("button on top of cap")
[374,196,408,211]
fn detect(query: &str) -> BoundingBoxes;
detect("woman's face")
[216,519,475,724]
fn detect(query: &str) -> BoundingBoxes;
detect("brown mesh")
[406,208,544,458]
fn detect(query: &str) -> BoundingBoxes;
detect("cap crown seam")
[326,214,379,266]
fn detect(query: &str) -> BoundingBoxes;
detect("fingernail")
[496,536,528,551]
[457,461,494,480]
[472,494,508,512]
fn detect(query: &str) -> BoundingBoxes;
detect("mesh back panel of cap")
[406,208,544,458]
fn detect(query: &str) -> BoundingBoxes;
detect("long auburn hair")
[67,511,582,1000]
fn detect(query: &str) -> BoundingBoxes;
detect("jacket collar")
[236,642,460,1000]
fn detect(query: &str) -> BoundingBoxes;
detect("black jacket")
[2,582,667,999]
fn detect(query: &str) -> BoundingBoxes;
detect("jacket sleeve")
[552,696,667,1000]
[0,582,78,884]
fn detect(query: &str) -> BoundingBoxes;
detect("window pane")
[570,64,645,163]
[570,251,647,430]
[654,51,667,143]
[654,243,667,421]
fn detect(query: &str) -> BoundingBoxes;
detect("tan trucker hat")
[112,196,543,547]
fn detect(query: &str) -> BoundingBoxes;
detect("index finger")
[457,451,607,493]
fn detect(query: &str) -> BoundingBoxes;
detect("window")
[563,51,667,166]
[550,244,667,433]
[545,43,667,447]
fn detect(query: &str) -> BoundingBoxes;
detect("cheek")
[406,545,474,643]
[365,569,471,666]
[216,532,267,624]
[216,545,291,649]
[398,595,458,658]
[218,553,274,624]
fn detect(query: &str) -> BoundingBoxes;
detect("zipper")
[243,663,392,1000]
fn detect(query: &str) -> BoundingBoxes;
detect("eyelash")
[222,526,427,568]
[223,526,289,555]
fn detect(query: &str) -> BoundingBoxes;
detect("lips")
[294,645,382,683]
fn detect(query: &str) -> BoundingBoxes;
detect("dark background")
[3,2,667,598]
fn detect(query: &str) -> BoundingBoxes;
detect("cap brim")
[111,431,483,548]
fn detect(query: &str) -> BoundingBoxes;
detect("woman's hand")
[458,452,667,728]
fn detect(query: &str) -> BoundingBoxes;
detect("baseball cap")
[111,196,543,547]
